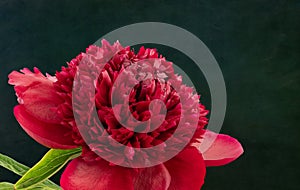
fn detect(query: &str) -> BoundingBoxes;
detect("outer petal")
[61,157,171,190]
[198,130,244,166]
[134,164,171,190]
[14,105,77,149]
[60,158,134,190]
[21,85,64,123]
[9,68,63,123]
[8,68,54,87]
[164,147,206,190]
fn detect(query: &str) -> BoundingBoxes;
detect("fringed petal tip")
[8,67,46,85]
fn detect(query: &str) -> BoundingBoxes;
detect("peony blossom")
[8,40,243,190]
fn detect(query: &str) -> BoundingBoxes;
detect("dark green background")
[0,0,299,189]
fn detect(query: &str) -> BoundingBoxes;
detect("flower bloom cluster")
[9,40,243,190]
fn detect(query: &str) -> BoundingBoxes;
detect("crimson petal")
[134,164,171,190]
[199,130,244,166]
[60,158,134,190]
[61,157,171,190]
[164,147,206,190]
[9,68,63,124]
[14,105,77,149]
[21,84,64,123]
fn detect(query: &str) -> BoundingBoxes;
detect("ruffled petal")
[164,147,206,190]
[60,158,134,190]
[9,68,63,123]
[14,105,77,149]
[8,67,54,87]
[198,130,244,166]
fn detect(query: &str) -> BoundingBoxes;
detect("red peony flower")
[8,40,243,190]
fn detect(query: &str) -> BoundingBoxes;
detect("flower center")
[54,42,208,164]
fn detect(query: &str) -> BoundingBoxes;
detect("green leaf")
[0,182,14,190]
[14,148,82,190]
[0,153,29,176]
[0,152,59,188]
[23,184,61,190]
[0,182,61,190]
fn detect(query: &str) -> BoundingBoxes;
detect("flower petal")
[60,158,134,190]
[8,68,54,99]
[61,157,171,190]
[14,105,77,149]
[8,68,54,87]
[22,84,63,123]
[9,68,63,123]
[134,164,171,190]
[164,147,206,190]
[198,130,244,166]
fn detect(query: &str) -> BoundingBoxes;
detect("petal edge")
[198,130,244,166]
[164,147,206,190]
[14,105,77,149]
[60,158,134,190]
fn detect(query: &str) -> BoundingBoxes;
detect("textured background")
[0,0,299,189]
